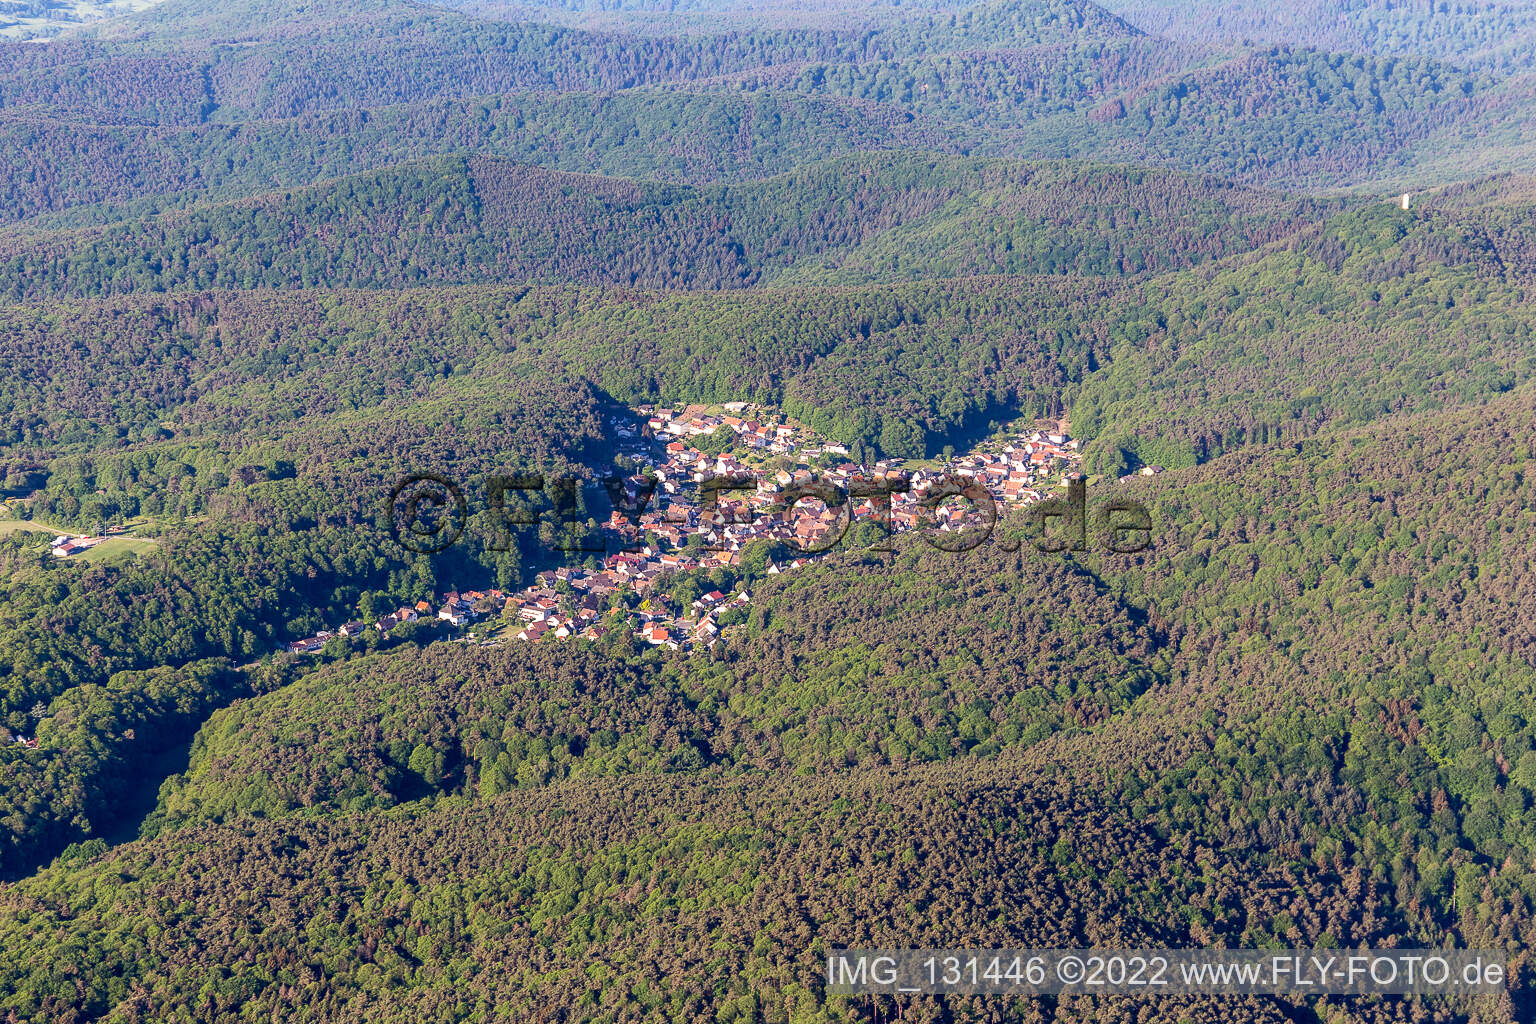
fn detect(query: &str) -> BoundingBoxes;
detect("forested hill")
[0,0,1531,204]
[0,154,1335,297]
[0,92,963,226]
[5,381,1536,1021]
[142,543,1161,829]
[2,192,1530,476]
[2,1,1536,1021]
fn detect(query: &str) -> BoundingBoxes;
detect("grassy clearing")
[0,513,163,564]
[76,537,161,565]
[0,519,62,539]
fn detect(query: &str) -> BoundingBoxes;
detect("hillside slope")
[6,383,1536,1019]
[0,153,1333,297]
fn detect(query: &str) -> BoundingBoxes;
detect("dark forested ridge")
[0,91,965,226]
[0,153,1337,297]
[1,0,1535,1021]
[5,765,1446,1024]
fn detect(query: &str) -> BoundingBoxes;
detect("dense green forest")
[143,545,1160,829]
[8,374,1536,1017]
[1,0,1535,1020]
[0,91,966,226]
[0,154,1338,298]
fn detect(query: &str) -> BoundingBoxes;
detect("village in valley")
[289,403,1091,657]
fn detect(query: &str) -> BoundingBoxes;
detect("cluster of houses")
[285,570,755,655]
[286,600,434,653]
[504,575,611,643]
[642,402,837,458]
[7,733,39,749]
[286,407,1085,658]
[616,417,1086,557]
[508,565,754,651]
[947,429,1085,503]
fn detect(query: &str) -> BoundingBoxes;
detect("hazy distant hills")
[0,0,158,41]
[0,0,1526,197]
[9,0,1536,272]
[100,0,1136,48]
[1104,0,1536,71]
